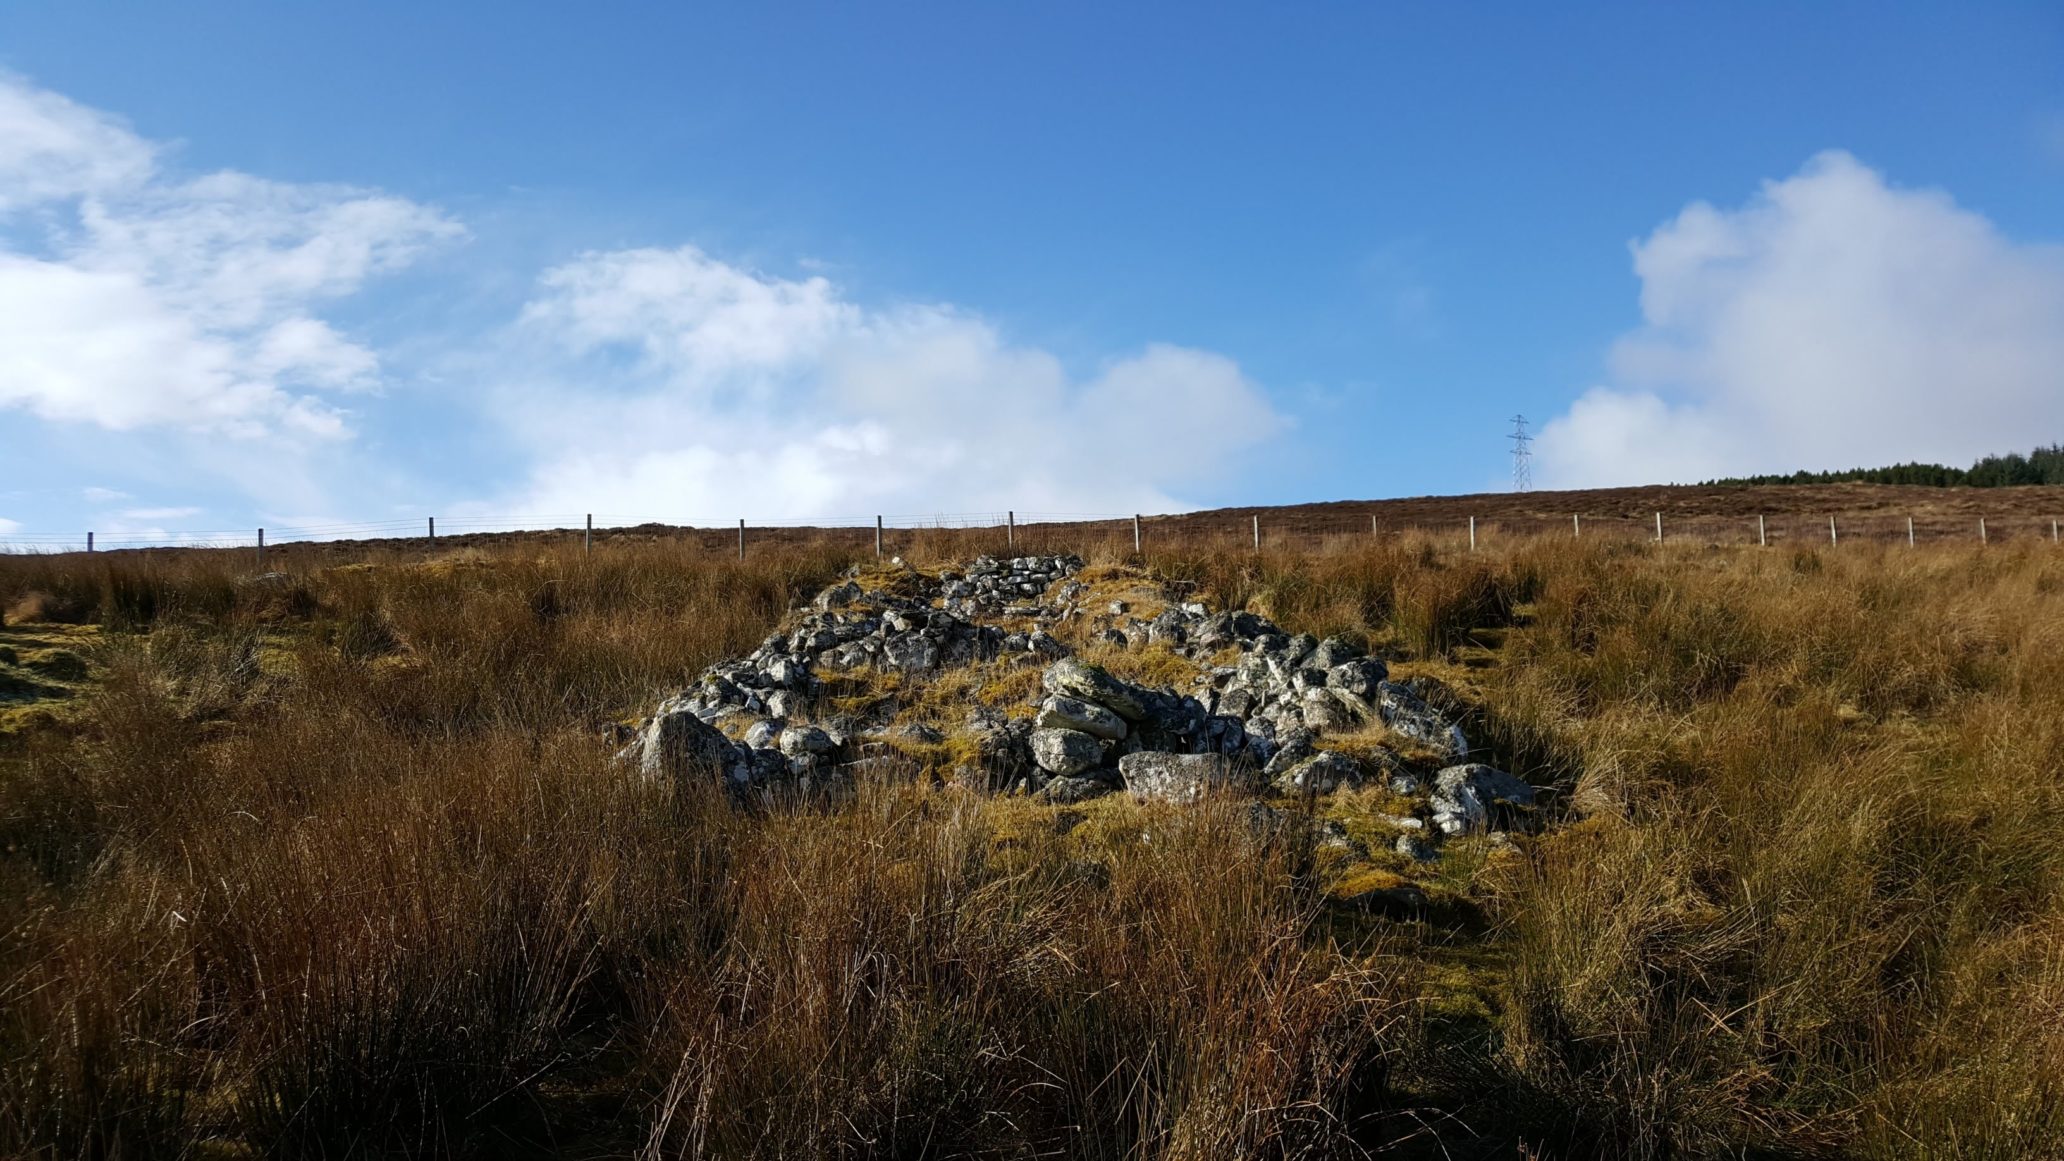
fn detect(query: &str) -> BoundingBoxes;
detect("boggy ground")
[3,532,2063,1159]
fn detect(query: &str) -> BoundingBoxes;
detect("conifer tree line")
[1709,443,2064,487]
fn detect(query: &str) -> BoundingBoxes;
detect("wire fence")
[3,506,2060,558]
[0,511,1138,555]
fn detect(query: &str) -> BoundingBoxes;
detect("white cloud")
[0,516,19,535]
[1,79,1280,529]
[0,75,154,208]
[0,74,461,437]
[1536,151,2064,487]
[493,245,1286,520]
[522,245,858,387]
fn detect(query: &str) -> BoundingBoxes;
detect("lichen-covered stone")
[1430,763,1534,836]
[1378,681,1468,758]
[1031,727,1104,776]
[1326,657,1389,699]
[1037,775,1117,804]
[1299,687,1363,733]
[1272,749,1365,795]
[1042,658,1149,721]
[1121,751,1245,803]
[1036,694,1128,740]
[638,704,739,783]
[778,725,836,757]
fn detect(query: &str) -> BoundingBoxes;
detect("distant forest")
[1709,444,2064,488]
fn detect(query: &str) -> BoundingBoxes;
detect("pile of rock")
[662,554,1086,727]
[1018,656,1246,803]
[941,554,1086,618]
[1092,602,1468,762]
[623,554,1537,850]
[627,554,1085,792]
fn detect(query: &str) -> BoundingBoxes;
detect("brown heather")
[2,526,2062,1158]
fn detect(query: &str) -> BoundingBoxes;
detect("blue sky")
[2,2,2061,540]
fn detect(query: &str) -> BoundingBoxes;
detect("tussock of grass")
[1076,641,1199,691]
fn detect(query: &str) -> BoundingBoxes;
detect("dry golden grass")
[2,530,2062,1158]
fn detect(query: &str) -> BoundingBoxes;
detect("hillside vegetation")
[3,530,2062,1158]
[1707,441,2064,488]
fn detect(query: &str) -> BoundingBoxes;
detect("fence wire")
[3,507,2059,555]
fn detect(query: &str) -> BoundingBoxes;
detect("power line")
[1509,414,1532,492]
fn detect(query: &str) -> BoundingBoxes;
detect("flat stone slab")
[1121,751,1245,803]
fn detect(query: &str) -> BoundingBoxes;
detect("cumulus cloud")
[2,78,1278,529]
[0,78,153,207]
[0,73,461,437]
[495,245,1286,520]
[1536,151,2064,487]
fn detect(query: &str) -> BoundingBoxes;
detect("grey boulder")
[764,688,808,720]
[1429,763,1535,836]
[1272,749,1366,795]
[814,580,862,611]
[1043,658,1148,720]
[1031,727,1104,776]
[1299,687,1365,733]
[1037,775,1117,804]
[742,718,783,749]
[1377,681,1468,758]
[1121,751,1247,803]
[778,725,836,758]
[1308,636,1365,671]
[1327,658,1389,699]
[1036,694,1128,740]
[882,633,940,672]
[1028,630,1070,659]
[639,705,739,783]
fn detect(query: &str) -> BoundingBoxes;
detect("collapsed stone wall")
[627,554,1536,858]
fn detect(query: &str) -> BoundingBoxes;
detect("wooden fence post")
[1908,516,1915,547]
[1829,516,1838,546]
[1007,510,1015,551]
[875,515,883,559]
[1573,513,1580,539]
[1654,511,1662,542]
[87,531,94,553]
[1979,518,1988,545]
[428,516,436,546]
[584,513,592,557]
[1371,514,1378,537]
[737,519,744,561]
[2053,519,2058,544]
[257,528,265,569]
[1757,514,1766,547]
[1251,515,1260,551]
[1132,514,1141,554]
[1468,515,1477,551]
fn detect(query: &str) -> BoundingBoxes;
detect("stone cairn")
[626,553,1535,856]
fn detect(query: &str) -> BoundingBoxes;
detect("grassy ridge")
[2,534,2061,1157]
